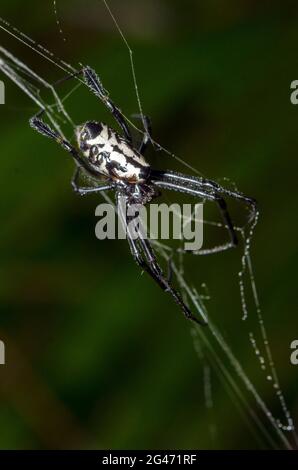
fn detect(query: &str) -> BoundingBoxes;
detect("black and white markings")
[25,58,256,326]
[77,121,150,183]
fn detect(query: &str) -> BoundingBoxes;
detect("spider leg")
[29,114,99,179]
[152,170,257,224]
[52,69,83,87]
[139,234,205,325]
[215,196,238,246]
[82,66,132,144]
[202,177,257,222]
[46,65,132,143]
[151,174,239,253]
[117,193,206,325]
[71,167,114,196]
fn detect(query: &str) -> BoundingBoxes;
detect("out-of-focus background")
[0,0,298,450]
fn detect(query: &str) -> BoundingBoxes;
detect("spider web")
[0,0,297,450]
[98,0,298,449]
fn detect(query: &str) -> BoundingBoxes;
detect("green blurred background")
[0,0,298,450]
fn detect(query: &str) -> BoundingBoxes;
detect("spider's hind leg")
[151,170,243,255]
[214,195,238,247]
[138,235,205,325]
[117,193,206,326]
[186,196,239,256]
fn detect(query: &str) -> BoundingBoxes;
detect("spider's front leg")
[82,66,132,144]
[52,65,133,142]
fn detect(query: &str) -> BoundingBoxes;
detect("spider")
[30,66,257,326]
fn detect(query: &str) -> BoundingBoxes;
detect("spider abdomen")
[77,121,150,183]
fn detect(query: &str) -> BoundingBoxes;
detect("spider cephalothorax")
[29,65,257,325]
